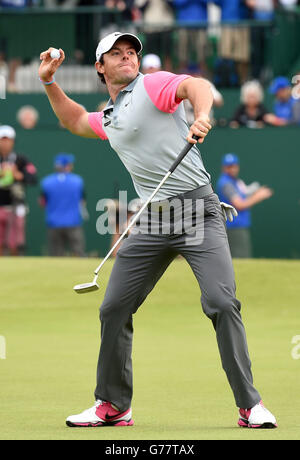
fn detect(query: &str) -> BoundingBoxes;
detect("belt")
[148,184,213,211]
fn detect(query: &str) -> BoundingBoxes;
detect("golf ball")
[50,49,60,59]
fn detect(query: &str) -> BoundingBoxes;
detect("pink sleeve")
[144,71,191,113]
[88,112,108,140]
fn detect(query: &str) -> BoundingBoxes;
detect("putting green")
[0,257,299,440]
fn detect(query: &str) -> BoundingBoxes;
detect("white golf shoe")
[66,400,134,427]
[238,401,277,428]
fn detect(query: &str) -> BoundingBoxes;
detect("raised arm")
[38,48,98,138]
[176,77,213,144]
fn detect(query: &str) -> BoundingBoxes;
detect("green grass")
[0,257,300,440]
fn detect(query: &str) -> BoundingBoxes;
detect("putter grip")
[169,135,199,173]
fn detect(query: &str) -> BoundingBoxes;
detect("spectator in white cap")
[0,125,37,255]
[141,54,162,74]
[0,125,15,139]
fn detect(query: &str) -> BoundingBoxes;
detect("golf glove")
[220,202,238,222]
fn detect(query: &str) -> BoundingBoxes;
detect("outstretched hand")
[39,48,65,82]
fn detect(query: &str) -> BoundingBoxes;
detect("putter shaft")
[93,171,172,276]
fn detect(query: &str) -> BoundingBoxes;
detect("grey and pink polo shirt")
[88,71,211,202]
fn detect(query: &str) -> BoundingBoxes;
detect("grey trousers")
[95,189,261,411]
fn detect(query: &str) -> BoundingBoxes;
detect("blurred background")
[1,0,300,258]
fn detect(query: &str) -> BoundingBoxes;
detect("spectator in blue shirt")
[0,0,31,7]
[173,0,210,74]
[174,0,208,22]
[269,76,298,124]
[216,0,249,21]
[40,153,86,257]
[216,153,273,258]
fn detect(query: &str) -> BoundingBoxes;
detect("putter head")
[73,282,99,294]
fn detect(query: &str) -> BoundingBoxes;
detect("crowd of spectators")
[1,1,300,255]
[0,125,88,257]
[230,76,300,127]
[1,0,299,11]
[1,0,300,92]
[140,51,300,127]
[3,57,300,132]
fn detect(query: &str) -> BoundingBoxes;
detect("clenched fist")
[187,113,212,144]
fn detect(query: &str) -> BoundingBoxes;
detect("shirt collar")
[103,73,142,114]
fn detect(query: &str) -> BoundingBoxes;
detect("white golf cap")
[142,54,161,69]
[96,31,143,62]
[0,125,16,139]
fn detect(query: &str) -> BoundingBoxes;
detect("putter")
[74,135,199,294]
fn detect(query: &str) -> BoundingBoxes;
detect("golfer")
[39,32,277,429]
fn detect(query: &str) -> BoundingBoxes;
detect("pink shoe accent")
[238,402,258,428]
[239,408,251,420]
[95,402,131,422]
